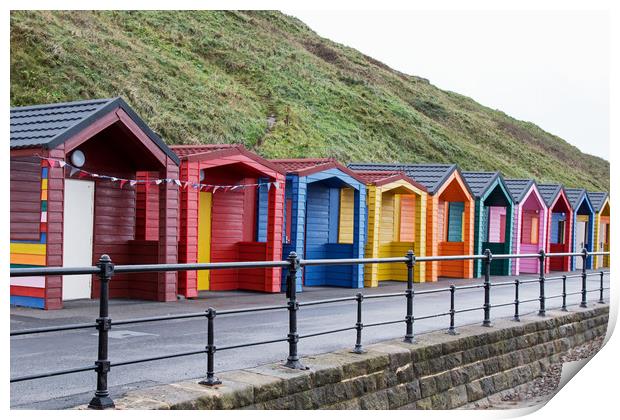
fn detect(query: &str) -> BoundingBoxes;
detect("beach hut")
[351,170,428,286]
[10,98,180,309]
[504,179,548,275]
[587,192,610,268]
[171,145,286,296]
[538,184,573,273]
[349,163,475,282]
[462,172,514,277]
[565,188,595,270]
[265,159,366,291]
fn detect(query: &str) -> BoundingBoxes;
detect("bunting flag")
[33,156,283,192]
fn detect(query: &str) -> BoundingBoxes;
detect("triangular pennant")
[69,167,79,177]
[130,180,138,187]
[274,181,280,189]
[155,179,163,185]
[58,160,67,168]
[174,179,182,187]
[212,186,219,194]
[184,181,191,189]
[230,185,240,191]
[119,179,128,189]
[111,177,119,182]
[78,170,88,179]
[46,158,56,168]
[267,182,272,191]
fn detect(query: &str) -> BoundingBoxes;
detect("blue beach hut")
[565,188,595,270]
[261,159,366,291]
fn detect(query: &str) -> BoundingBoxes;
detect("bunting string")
[37,156,281,193]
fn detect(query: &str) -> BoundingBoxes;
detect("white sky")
[286,10,610,160]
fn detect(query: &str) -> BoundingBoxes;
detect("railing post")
[537,249,546,317]
[88,255,115,410]
[353,293,365,353]
[482,249,492,327]
[199,307,221,386]
[404,250,416,343]
[561,275,568,311]
[580,248,588,308]
[513,279,520,322]
[284,252,305,369]
[598,271,605,304]
[447,285,457,335]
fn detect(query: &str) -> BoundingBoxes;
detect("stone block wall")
[111,304,609,410]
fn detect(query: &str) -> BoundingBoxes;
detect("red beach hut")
[538,184,573,272]
[10,98,180,309]
[171,145,286,296]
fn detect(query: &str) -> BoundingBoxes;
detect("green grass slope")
[10,10,609,190]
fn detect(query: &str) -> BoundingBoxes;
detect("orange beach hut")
[349,163,475,281]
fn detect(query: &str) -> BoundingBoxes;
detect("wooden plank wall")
[364,180,426,287]
[177,161,200,297]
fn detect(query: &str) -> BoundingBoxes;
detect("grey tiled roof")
[348,163,463,195]
[503,179,535,203]
[461,171,500,199]
[10,97,180,164]
[587,192,609,212]
[564,188,586,210]
[537,184,563,207]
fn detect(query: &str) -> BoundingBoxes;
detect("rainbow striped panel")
[10,162,48,309]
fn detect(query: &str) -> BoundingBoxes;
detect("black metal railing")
[10,248,610,409]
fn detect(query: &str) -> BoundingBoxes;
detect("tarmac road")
[10,270,609,409]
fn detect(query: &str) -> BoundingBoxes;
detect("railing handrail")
[9,251,611,277]
[9,249,611,410]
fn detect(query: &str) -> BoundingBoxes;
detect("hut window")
[487,206,507,243]
[338,187,354,244]
[285,198,292,244]
[399,195,416,242]
[550,212,566,244]
[521,210,539,244]
[446,202,464,242]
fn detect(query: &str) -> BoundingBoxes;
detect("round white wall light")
[70,150,86,167]
[199,169,206,182]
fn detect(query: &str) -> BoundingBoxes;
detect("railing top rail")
[299,256,407,266]
[9,251,611,278]
[10,266,100,277]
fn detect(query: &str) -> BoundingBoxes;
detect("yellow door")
[197,191,212,290]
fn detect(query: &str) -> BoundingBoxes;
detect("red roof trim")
[171,144,286,175]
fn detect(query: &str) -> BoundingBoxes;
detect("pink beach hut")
[504,179,548,275]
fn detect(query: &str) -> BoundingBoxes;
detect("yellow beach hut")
[588,191,610,268]
[352,170,428,285]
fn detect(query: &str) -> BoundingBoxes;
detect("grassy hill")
[10,10,609,190]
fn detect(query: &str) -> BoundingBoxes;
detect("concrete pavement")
[10,270,610,409]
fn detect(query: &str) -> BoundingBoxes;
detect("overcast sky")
[286,10,610,160]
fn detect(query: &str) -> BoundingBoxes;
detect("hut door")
[575,220,587,270]
[62,179,95,300]
[197,191,213,290]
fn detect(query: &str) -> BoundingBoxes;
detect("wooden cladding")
[10,157,42,241]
